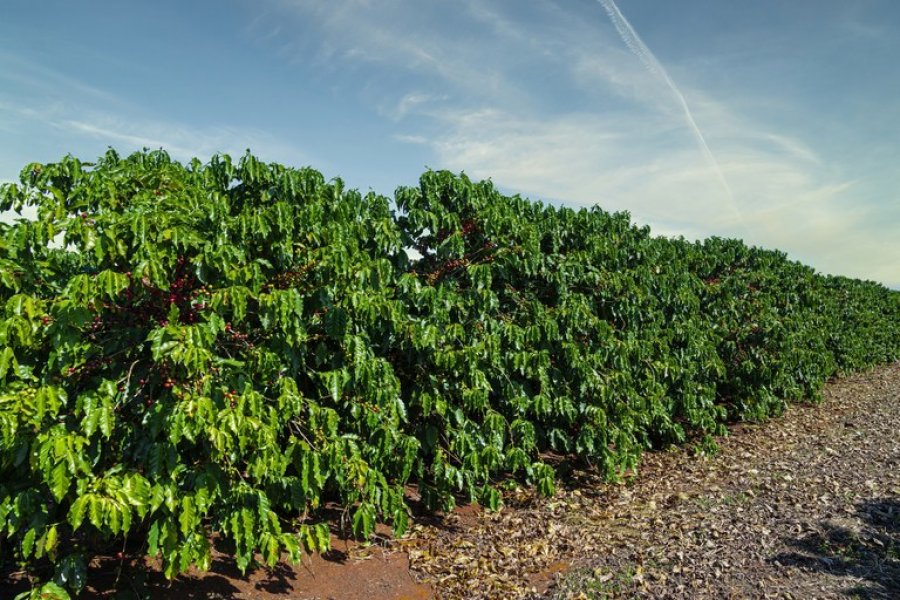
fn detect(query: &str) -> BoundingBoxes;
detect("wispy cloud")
[597,0,740,226]
[381,92,448,121]
[422,107,899,285]
[0,53,308,167]
[257,0,897,286]
[412,107,820,227]
[264,0,529,107]
[0,51,119,105]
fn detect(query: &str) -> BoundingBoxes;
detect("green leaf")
[16,581,70,600]
[95,270,129,299]
[22,528,36,558]
[147,520,161,556]
[351,503,376,540]
[68,496,88,530]
[179,496,195,536]
[50,462,70,501]
[44,524,59,556]
[314,523,331,553]
[54,552,87,594]
[0,347,17,381]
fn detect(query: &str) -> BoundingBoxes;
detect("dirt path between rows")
[13,363,897,600]
[405,362,900,599]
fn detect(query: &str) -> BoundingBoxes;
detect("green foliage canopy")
[1,150,898,597]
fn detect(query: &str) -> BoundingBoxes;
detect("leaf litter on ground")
[400,362,900,600]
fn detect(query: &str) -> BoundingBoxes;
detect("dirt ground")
[4,362,898,599]
[407,362,900,599]
[4,526,432,600]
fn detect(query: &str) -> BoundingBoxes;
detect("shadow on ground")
[773,497,900,599]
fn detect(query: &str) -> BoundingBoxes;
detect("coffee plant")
[1,150,898,598]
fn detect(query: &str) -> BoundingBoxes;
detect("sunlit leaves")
[1,149,898,599]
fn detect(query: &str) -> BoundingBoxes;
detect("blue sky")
[2,0,898,287]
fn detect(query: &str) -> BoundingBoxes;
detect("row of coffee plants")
[2,150,898,598]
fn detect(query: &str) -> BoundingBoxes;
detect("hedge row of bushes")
[1,150,897,597]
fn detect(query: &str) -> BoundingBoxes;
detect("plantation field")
[1,150,898,598]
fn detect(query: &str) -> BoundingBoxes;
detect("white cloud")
[0,52,119,105]
[266,0,528,106]
[258,0,897,285]
[408,105,898,285]
[382,92,448,121]
[393,134,429,145]
[0,53,309,169]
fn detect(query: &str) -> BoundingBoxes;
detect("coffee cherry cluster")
[223,322,254,348]
[15,387,38,402]
[224,389,239,408]
[65,356,114,378]
[426,257,470,284]
[434,218,480,243]
[131,257,203,319]
[65,254,270,412]
[152,257,209,324]
[83,256,218,337]
[269,261,316,290]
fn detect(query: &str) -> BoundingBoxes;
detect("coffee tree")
[1,150,898,598]
[1,150,416,597]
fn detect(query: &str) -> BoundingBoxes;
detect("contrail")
[597,0,743,225]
